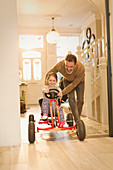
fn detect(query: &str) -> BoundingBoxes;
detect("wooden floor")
[1,105,113,170]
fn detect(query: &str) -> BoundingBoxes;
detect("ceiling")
[17,0,104,32]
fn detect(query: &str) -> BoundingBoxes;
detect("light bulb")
[46,29,60,44]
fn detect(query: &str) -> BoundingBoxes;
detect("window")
[23,59,31,80]
[22,51,42,81]
[22,51,41,58]
[19,35,43,49]
[56,36,79,82]
[33,59,41,80]
[56,36,79,62]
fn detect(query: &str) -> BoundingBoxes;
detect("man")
[45,54,85,122]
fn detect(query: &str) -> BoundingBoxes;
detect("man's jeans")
[63,80,85,122]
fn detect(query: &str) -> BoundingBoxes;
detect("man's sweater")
[46,60,85,96]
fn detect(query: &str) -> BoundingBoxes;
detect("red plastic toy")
[28,89,86,143]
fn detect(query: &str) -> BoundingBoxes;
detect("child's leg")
[54,104,64,122]
[59,107,64,122]
[42,98,50,116]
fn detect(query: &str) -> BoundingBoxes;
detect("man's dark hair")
[65,54,77,64]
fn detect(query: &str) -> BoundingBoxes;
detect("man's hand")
[57,91,62,98]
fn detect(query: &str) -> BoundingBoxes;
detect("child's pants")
[42,98,64,122]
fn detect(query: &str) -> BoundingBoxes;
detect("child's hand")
[44,89,49,93]
[58,91,62,98]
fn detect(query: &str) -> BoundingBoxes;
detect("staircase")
[76,37,108,125]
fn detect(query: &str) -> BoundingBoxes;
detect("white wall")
[0,0,21,146]
[80,12,102,46]
[88,0,105,14]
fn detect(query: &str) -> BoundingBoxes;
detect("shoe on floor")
[42,114,48,121]
[59,122,68,127]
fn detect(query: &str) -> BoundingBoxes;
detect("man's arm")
[62,71,85,96]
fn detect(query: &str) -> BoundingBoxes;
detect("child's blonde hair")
[46,72,58,84]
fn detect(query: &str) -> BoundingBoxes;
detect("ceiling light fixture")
[46,16,60,45]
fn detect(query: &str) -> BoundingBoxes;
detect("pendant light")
[46,17,60,45]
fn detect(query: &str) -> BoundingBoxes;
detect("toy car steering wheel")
[45,89,59,99]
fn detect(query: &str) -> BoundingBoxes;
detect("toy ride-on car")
[28,89,86,143]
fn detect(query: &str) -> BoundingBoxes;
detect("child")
[42,72,65,127]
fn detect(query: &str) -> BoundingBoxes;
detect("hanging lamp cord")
[51,17,56,31]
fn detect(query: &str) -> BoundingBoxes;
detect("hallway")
[1,1,113,169]
[1,105,113,170]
